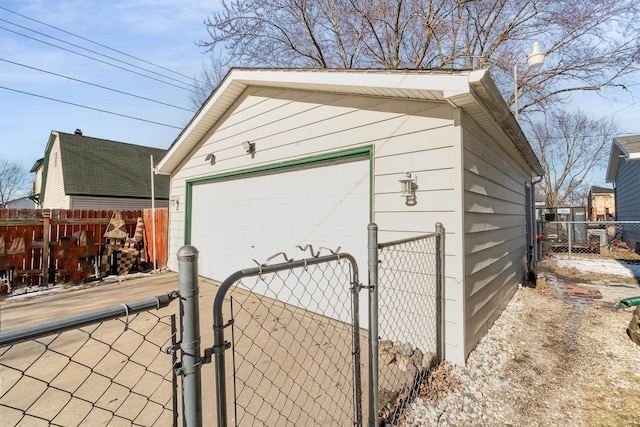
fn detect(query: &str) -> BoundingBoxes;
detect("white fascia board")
[156,68,476,175]
[605,141,623,183]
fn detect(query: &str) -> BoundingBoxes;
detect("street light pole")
[513,42,546,122]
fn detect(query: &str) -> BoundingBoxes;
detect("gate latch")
[202,341,231,364]
[202,319,234,364]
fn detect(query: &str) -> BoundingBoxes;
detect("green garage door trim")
[184,146,374,244]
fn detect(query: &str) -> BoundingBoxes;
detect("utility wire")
[0,17,196,89]
[0,26,193,92]
[0,57,195,112]
[0,5,204,85]
[0,85,183,129]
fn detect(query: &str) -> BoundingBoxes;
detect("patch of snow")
[552,255,640,279]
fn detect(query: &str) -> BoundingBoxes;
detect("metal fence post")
[177,245,202,427]
[435,222,445,362]
[568,221,573,259]
[367,223,379,427]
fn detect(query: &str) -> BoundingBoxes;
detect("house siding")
[70,196,169,211]
[168,85,469,363]
[462,115,531,359]
[614,159,640,251]
[615,159,640,221]
[42,134,71,209]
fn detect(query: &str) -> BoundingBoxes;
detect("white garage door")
[190,157,370,282]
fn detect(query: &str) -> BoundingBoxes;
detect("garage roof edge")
[156,68,541,176]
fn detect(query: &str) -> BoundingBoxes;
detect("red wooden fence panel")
[143,208,168,269]
[0,209,165,291]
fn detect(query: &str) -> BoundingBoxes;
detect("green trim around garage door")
[184,146,374,245]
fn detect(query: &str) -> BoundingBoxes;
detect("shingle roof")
[57,132,169,199]
[613,135,640,155]
[606,134,640,182]
[590,186,614,194]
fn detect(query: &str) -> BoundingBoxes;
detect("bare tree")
[199,0,640,116]
[0,159,30,207]
[190,50,231,109]
[531,110,618,208]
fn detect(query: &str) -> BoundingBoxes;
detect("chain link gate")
[207,251,363,426]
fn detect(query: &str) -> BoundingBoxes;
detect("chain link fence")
[539,221,640,261]
[209,252,363,427]
[370,223,445,425]
[0,294,179,426]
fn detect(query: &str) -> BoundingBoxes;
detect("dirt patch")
[402,259,640,426]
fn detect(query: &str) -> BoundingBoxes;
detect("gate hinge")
[165,342,181,354]
[202,341,231,364]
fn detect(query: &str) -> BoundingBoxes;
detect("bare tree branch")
[531,111,618,207]
[0,160,30,207]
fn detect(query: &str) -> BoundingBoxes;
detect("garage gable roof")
[156,68,543,176]
[606,135,640,182]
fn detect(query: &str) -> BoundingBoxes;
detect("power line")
[0,85,183,129]
[0,26,194,92]
[0,5,204,85]
[0,18,196,90]
[0,57,195,112]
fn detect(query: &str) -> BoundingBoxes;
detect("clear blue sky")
[1,0,220,171]
[1,1,639,190]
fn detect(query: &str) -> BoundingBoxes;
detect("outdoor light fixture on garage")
[242,141,256,158]
[170,196,180,210]
[399,172,418,206]
[205,153,216,165]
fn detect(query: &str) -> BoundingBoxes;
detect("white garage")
[189,154,370,280]
[156,68,544,365]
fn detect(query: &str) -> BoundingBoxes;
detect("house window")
[54,152,58,167]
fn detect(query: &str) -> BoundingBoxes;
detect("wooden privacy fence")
[0,208,168,290]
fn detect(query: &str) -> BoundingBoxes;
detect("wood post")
[41,210,50,284]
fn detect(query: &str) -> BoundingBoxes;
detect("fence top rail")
[544,220,640,224]
[377,232,438,250]
[212,252,358,327]
[0,292,179,348]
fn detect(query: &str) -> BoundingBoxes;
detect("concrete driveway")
[1,271,225,426]
[1,270,369,426]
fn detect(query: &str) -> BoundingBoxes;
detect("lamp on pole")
[513,42,546,122]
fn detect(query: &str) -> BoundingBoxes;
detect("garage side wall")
[461,114,533,360]
[167,86,467,362]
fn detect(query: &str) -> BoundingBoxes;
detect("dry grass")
[582,373,640,427]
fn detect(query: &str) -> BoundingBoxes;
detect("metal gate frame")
[209,252,363,426]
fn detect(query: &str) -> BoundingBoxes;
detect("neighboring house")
[587,186,615,221]
[606,134,640,251]
[3,196,36,209]
[33,130,170,210]
[156,68,543,366]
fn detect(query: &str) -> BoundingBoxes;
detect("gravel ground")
[399,258,640,426]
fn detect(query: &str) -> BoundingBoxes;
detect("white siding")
[42,135,71,209]
[462,114,532,360]
[70,196,168,210]
[168,86,468,363]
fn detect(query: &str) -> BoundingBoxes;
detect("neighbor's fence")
[538,220,640,261]
[368,223,446,426]
[0,208,168,290]
[208,249,363,427]
[0,292,179,426]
